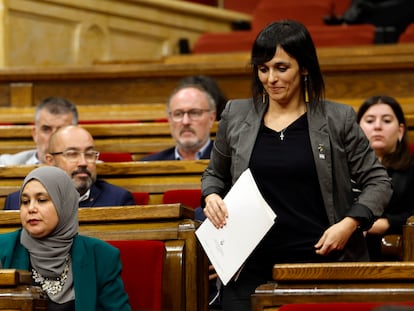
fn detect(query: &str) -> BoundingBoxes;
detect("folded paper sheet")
[196,168,276,285]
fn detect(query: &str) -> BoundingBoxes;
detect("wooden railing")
[251,262,414,310]
[0,270,46,311]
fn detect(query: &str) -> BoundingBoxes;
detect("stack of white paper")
[195,168,276,285]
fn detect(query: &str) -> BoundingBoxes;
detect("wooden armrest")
[381,234,403,260]
[0,269,31,286]
[272,262,414,282]
[407,215,414,225]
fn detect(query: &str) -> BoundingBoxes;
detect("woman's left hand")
[314,217,359,256]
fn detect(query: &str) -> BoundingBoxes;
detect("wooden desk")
[251,262,414,311]
[0,269,47,311]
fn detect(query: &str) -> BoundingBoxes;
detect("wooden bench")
[0,269,47,311]
[0,122,218,160]
[0,43,414,108]
[2,95,414,159]
[251,262,414,311]
[0,204,209,311]
[0,160,209,209]
[0,103,168,124]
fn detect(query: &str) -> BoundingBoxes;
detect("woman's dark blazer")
[202,99,393,259]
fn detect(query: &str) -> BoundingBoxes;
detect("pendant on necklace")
[280,129,286,141]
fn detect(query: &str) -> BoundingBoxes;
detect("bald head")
[48,125,94,152]
[45,125,98,195]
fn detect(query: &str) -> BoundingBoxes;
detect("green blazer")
[0,230,131,311]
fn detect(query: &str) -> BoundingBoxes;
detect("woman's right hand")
[204,193,228,228]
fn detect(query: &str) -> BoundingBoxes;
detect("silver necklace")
[32,255,70,296]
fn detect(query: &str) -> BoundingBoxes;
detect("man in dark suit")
[139,83,220,308]
[140,84,217,161]
[4,125,135,210]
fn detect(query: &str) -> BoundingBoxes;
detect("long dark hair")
[357,95,414,170]
[250,20,325,108]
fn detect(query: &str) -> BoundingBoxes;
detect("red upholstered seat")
[222,0,258,14]
[278,302,414,311]
[98,152,133,162]
[410,144,414,155]
[192,0,375,54]
[331,0,353,16]
[307,24,375,47]
[162,189,202,209]
[107,240,165,311]
[132,192,150,205]
[251,0,332,31]
[399,23,414,43]
[192,31,257,54]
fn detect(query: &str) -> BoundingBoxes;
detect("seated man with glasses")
[4,125,135,210]
[140,84,217,161]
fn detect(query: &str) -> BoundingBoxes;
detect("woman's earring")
[304,75,310,104]
[262,89,267,104]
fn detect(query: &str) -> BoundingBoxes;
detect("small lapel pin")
[318,144,325,159]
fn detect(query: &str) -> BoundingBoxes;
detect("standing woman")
[201,20,392,311]
[0,166,131,311]
[357,95,414,261]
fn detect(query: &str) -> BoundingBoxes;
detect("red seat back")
[162,189,202,209]
[107,240,165,311]
[192,31,257,54]
[252,0,332,31]
[399,23,414,43]
[410,144,414,155]
[307,24,375,47]
[98,152,133,162]
[132,192,150,205]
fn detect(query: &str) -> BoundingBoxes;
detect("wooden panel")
[0,103,167,124]
[252,261,414,311]
[0,43,413,106]
[0,121,218,159]
[252,282,414,311]
[3,0,250,67]
[272,262,414,281]
[0,270,46,311]
[0,270,19,286]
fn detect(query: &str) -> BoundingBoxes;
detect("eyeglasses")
[168,109,211,122]
[50,150,100,163]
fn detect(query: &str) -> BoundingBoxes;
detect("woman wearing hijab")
[0,166,131,311]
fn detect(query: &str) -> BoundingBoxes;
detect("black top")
[47,300,75,311]
[247,113,339,278]
[384,165,414,233]
[366,163,414,260]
